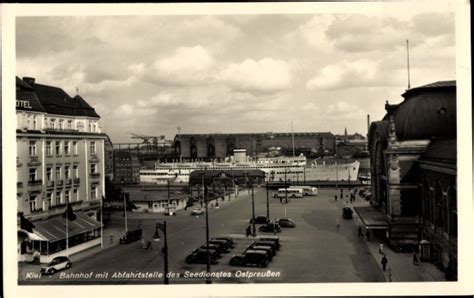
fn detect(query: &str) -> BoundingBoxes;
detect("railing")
[89,200,101,206]
[46,181,55,188]
[64,179,72,185]
[28,180,42,186]
[73,178,81,184]
[90,173,100,178]
[56,180,63,187]
[50,203,67,210]
[30,208,44,214]
[70,200,83,206]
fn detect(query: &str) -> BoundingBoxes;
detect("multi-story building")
[104,134,114,181]
[113,150,140,184]
[365,81,456,280]
[16,76,106,263]
[174,132,335,160]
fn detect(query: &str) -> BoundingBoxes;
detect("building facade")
[104,134,114,181]
[16,77,106,263]
[113,150,140,184]
[174,132,335,160]
[366,81,456,279]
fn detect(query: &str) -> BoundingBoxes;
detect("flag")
[62,203,77,221]
[19,212,35,232]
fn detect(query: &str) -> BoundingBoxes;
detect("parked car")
[209,239,232,251]
[342,207,353,219]
[252,240,279,254]
[244,244,274,262]
[276,218,296,228]
[40,256,72,275]
[191,208,204,216]
[201,242,228,254]
[249,215,269,224]
[185,249,219,264]
[258,236,281,250]
[246,244,275,258]
[229,250,270,267]
[258,222,282,233]
[213,237,235,248]
[119,229,142,244]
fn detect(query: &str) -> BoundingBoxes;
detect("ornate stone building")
[367,81,456,279]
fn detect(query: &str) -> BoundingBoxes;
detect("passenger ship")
[140,152,360,185]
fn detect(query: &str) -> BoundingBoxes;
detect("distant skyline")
[16,5,455,143]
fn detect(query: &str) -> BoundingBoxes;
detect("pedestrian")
[245,225,251,237]
[336,217,340,229]
[110,232,114,244]
[335,195,337,202]
[379,243,384,255]
[413,251,419,265]
[358,226,362,238]
[381,255,388,271]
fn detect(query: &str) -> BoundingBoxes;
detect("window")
[65,190,70,203]
[67,120,73,130]
[73,141,78,155]
[29,195,37,212]
[65,166,70,179]
[46,193,52,209]
[91,186,98,200]
[64,141,70,155]
[50,119,56,129]
[56,191,63,205]
[32,116,37,130]
[55,141,61,155]
[28,168,37,182]
[73,165,79,178]
[55,166,61,180]
[90,163,97,174]
[29,141,37,156]
[46,141,52,156]
[73,188,79,201]
[59,119,64,130]
[26,115,31,130]
[46,167,52,181]
[90,141,96,155]
[148,202,153,209]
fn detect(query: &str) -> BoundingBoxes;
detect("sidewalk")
[336,190,446,282]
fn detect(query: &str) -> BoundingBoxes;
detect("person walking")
[413,251,419,265]
[358,226,362,238]
[335,195,338,202]
[245,225,251,237]
[381,255,388,271]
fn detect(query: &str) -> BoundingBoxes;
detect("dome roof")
[383,81,456,140]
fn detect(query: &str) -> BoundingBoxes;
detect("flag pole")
[66,199,69,257]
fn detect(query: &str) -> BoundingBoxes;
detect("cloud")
[325,101,365,121]
[306,59,387,90]
[220,58,292,93]
[146,45,216,85]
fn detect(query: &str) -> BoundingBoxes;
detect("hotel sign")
[16,100,32,109]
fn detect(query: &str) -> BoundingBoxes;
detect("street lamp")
[266,181,270,219]
[245,171,256,236]
[121,179,128,232]
[153,221,169,285]
[201,173,212,284]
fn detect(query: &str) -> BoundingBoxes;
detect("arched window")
[190,137,197,159]
[448,186,457,238]
[434,182,443,228]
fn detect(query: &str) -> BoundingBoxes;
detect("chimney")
[23,77,35,85]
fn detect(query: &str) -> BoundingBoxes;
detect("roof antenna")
[406,39,411,90]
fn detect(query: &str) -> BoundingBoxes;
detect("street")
[19,188,384,284]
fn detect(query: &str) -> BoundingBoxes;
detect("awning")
[33,212,101,242]
[18,229,47,241]
[354,206,389,230]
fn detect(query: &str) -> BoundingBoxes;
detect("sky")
[15,5,456,144]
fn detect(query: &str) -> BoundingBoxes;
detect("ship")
[140,149,360,185]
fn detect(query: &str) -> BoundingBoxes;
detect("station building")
[365,81,457,280]
[174,132,335,160]
[16,77,106,263]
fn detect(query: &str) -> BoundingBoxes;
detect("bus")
[274,188,304,198]
[289,186,318,196]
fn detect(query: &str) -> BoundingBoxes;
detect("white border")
[2,1,472,297]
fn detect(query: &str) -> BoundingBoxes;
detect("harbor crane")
[129,133,165,145]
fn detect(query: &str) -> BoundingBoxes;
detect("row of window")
[28,163,99,182]
[28,140,97,156]
[20,114,100,132]
[28,186,99,212]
